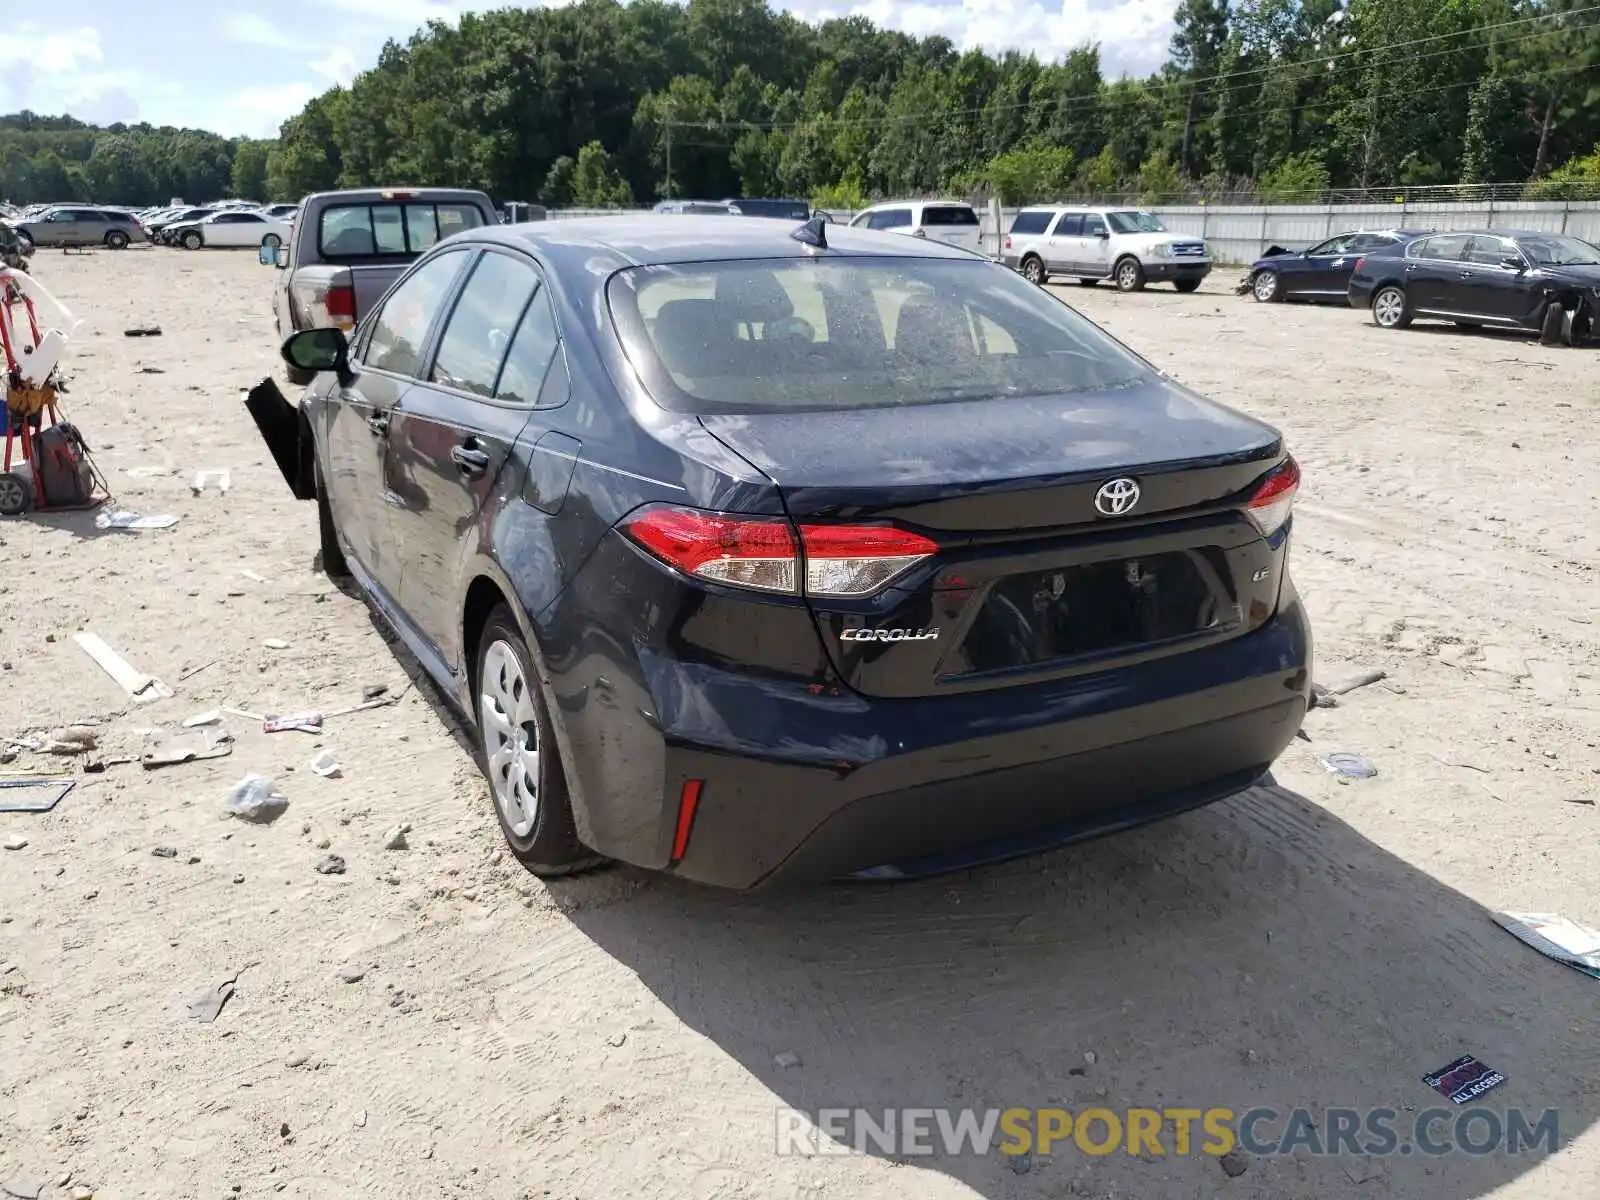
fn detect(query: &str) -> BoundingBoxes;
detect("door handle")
[451,444,490,474]
[367,410,389,436]
[1459,270,1472,279]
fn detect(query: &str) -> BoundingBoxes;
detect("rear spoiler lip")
[244,377,316,500]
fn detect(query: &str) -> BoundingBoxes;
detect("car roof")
[862,199,975,208]
[465,214,987,272]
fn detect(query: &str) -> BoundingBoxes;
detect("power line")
[660,4,1600,136]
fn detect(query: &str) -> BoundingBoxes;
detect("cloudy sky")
[0,0,1176,140]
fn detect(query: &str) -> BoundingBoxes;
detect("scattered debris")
[1082,1050,1096,1065]
[354,1110,367,1129]
[190,469,230,495]
[223,774,289,824]
[263,711,322,734]
[43,725,97,754]
[222,707,264,722]
[0,778,74,814]
[82,756,133,774]
[240,569,267,583]
[1218,1148,1250,1178]
[123,327,162,337]
[186,974,238,1024]
[382,822,411,850]
[607,1031,627,1047]
[773,1050,802,1069]
[322,698,394,718]
[1493,912,1600,980]
[151,845,177,859]
[95,509,179,532]
[1330,669,1387,695]
[262,638,291,650]
[142,726,233,769]
[181,709,222,728]
[2,1178,43,1200]
[137,366,165,374]
[334,964,364,982]
[125,466,173,478]
[73,632,172,702]
[1319,751,1378,780]
[178,660,219,681]
[308,750,343,779]
[2,834,27,851]
[1564,794,1596,807]
[315,854,347,875]
[1424,1055,1504,1105]
[285,1051,310,1068]
[1005,1151,1032,1175]
[362,683,388,700]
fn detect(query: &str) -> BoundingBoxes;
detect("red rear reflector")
[1243,455,1300,536]
[1353,256,1366,272]
[621,506,937,597]
[671,779,703,862]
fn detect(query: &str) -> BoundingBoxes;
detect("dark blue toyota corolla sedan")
[247,215,1312,890]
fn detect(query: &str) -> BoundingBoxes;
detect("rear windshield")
[730,199,810,220]
[318,202,487,259]
[607,257,1150,415]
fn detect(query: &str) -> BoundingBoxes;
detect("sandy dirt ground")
[1,247,1597,1200]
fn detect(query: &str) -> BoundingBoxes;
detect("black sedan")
[245,215,1311,890]
[1349,229,1599,344]
[1248,229,1431,303]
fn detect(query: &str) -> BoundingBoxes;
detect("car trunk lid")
[698,382,1293,699]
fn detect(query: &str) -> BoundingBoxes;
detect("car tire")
[1540,302,1565,345]
[1020,255,1046,286]
[105,230,129,249]
[1566,307,1592,347]
[1252,270,1282,302]
[1114,257,1145,292]
[474,605,601,877]
[262,233,281,252]
[1174,278,1201,294]
[0,472,30,516]
[1077,278,1099,287]
[312,452,349,579]
[1371,285,1411,329]
[181,231,202,250]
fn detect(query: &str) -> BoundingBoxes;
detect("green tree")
[572,140,634,206]
[540,156,577,206]
[230,139,271,199]
[981,143,1075,204]
[1257,150,1329,200]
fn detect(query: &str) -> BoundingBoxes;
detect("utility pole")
[665,120,673,199]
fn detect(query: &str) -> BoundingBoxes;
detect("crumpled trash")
[95,509,178,532]
[224,774,288,823]
[1319,751,1378,780]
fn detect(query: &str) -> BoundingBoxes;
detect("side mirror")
[1096,229,1109,239]
[257,244,275,266]
[281,327,351,386]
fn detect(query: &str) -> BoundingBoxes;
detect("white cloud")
[217,82,322,138]
[311,48,363,85]
[0,25,103,74]
[219,13,299,50]
[325,0,466,23]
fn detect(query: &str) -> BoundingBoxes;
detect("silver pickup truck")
[263,187,497,383]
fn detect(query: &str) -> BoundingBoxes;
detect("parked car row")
[1243,227,1598,347]
[3,199,301,252]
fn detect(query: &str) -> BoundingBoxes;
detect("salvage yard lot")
[2,249,1597,1200]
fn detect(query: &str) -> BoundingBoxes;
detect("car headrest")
[651,299,737,377]
[713,270,794,325]
[893,295,972,361]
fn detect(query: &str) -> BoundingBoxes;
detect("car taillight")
[621,507,938,598]
[1243,456,1300,537]
[1004,235,1013,250]
[323,285,355,329]
[1353,256,1365,272]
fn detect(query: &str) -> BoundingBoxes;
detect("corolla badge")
[840,628,940,642]
[1094,477,1141,516]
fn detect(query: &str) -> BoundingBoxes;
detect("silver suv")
[1002,205,1211,292]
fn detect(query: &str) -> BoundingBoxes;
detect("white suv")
[847,200,983,254]
[1001,206,1211,292]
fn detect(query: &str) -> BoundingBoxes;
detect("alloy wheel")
[1373,288,1404,328]
[1117,262,1139,290]
[1253,271,1278,302]
[1022,258,1043,285]
[479,640,540,838]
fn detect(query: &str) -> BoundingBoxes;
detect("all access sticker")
[1424,1055,1506,1105]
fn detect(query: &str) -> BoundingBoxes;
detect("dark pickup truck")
[263,187,497,383]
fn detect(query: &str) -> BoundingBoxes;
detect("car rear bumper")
[591,588,1311,891]
[1143,260,1212,282]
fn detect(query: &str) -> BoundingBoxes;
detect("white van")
[1001,205,1211,292]
[847,200,983,254]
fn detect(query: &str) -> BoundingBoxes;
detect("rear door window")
[319,201,488,258]
[923,205,979,226]
[1008,211,1052,236]
[867,208,913,231]
[428,251,541,397]
[1081,213,1107,237]
[1414,233,1472,261]
[494,289,563,406]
